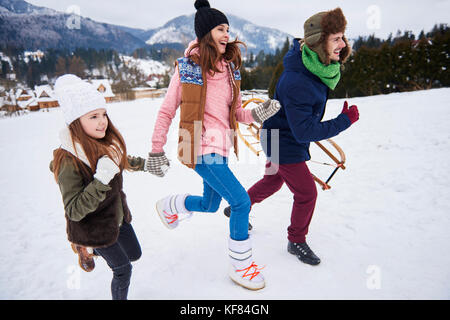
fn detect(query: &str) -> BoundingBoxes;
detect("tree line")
[248,24,449,98]
[0,47,150,93]
[1,24,448,99]
[332,24,449,98]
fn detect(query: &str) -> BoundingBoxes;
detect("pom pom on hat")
[194,0,210,10]
[194,0,229,40]
[54,74,107,125]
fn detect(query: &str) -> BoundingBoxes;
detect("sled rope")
[237,98,347,190]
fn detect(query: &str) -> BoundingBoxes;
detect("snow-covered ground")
[0,88,449,300]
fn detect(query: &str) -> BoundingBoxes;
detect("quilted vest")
[176,56,242,169]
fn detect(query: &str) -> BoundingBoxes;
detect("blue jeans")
[184,154,251,241]
[94,222,142,300]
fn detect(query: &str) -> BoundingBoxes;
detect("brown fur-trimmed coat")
[50,150,144,248]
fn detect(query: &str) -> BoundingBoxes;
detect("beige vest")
[176,56,242,169]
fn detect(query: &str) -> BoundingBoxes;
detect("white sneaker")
[228,237,265,290]
[155,194,192,229]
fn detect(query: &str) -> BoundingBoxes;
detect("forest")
[0,24,448,99]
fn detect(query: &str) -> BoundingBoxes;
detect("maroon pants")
[247,161,317,243]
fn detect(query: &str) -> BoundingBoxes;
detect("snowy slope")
[142,13,293,54]
[120,55,170,76]
[0,88,449,300]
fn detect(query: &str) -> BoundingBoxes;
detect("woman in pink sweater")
[146,0,280,290]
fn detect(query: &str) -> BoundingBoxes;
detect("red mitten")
[341,101,359,124]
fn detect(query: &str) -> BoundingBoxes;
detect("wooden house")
[1,90,23,113]
[16,89,33,102]
[131,87,166,100]
[34,85,59,109]
[90,79,116,103]
[22,98,39,112]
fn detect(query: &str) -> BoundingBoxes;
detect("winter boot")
[287,241,321,265]
[155,194,192,229]
[224,206,253,231]
[71,243,95,272]
[228,237,265,290]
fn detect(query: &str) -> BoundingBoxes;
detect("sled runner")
[237,98,346,190]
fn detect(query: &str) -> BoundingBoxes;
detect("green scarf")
[302,44,341,90]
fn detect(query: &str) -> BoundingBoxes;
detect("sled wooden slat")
[237,98,347,190]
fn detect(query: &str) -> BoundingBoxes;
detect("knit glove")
[93,156,120,185]
[251,99,281,124]
[146,152,170,177]
[341,101,360,124]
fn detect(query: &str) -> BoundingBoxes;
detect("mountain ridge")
[0,0,293,54]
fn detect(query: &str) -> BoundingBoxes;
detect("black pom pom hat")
[194,0,229,39]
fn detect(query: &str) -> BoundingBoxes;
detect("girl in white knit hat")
[50,74,147,300]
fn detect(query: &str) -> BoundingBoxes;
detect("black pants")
[94,222,142,300]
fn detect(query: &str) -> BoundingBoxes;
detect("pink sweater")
[151,45,254,158]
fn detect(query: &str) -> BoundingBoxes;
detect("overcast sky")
[27,0,450,39]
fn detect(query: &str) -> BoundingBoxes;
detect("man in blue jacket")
[226,8,360,265]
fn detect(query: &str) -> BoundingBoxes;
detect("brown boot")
[71,243,95,272]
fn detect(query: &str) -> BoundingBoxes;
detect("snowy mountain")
[0,0,56,15]
[1,0,292,55]
[129,13,293,54]
[0,0,145,53]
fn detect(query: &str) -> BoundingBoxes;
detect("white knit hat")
[54,74,107,125]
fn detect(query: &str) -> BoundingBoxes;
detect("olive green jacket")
[50,155,145,225]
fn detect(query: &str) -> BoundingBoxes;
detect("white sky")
[27,0,450,39]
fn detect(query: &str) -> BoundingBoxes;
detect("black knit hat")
[194,0,229,40]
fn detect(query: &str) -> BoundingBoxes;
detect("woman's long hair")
[52,115,129,182]
[187,32,247,75]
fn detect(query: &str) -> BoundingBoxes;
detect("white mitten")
[94,156,120,185]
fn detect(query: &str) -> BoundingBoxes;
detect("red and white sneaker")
[228,237,265,290]
[155,194,192,230]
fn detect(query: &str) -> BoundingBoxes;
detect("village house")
[15,88,33,102]
[2,86,59,112]
[131,87,166,100]
[90,79,116,103]
[1,78,117,114]
[14,88,39,111]
[24,50,45,63]
[19,97,39,111]
[146,73,164,88]
[1,89,23,113]
[34,85,59,109]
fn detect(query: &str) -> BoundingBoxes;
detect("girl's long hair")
[52,115,129,182]
[187,32,246,75]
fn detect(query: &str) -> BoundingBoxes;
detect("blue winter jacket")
[262,39,351,164]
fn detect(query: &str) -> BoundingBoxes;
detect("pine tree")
[55,57,67,76]
[68,56,86,78]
